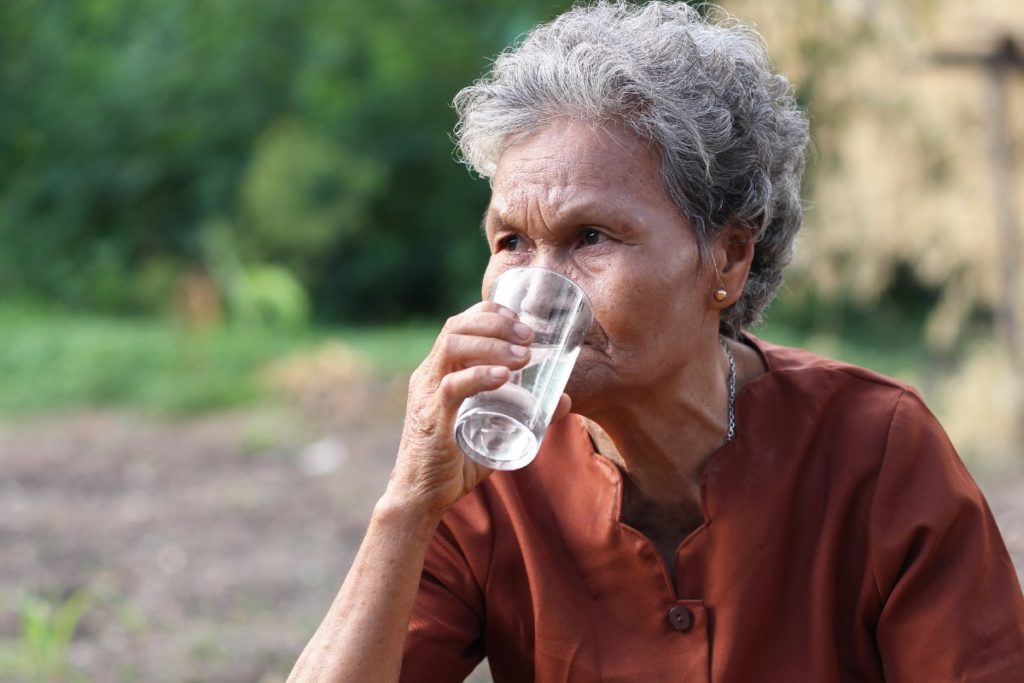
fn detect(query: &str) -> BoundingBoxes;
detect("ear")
[709,222,756,310]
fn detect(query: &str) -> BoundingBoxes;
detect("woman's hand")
[289,302,572,683]
[385,300,569,520]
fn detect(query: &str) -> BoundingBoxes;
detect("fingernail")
[497,306,517,319]
[513,322,531,340]
[509,344,528,358]
[489,366,509,378]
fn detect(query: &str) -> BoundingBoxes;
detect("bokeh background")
[1,1,1021,681]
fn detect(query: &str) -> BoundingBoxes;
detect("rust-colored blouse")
[402,337,1024,682]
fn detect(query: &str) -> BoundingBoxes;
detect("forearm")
[287,490,440,683]
[289,302,524,681]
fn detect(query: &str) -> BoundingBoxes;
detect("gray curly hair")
[453,1,810,337]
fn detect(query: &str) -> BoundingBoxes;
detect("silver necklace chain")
[720,337,737,443]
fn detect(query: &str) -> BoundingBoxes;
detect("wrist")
[373,486,446,541]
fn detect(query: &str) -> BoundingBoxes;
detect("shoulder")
[741,334,925,443]
[744,338,981,506]
[736,335,970,499]
[749,334,915,396]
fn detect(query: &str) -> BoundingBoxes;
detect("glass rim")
[488,266,593,315]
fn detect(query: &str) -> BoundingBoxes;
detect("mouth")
[579,336,604,356]
[579,323,606,354]
[582,330,604,347]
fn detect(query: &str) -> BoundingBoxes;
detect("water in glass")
[455,344,579,470]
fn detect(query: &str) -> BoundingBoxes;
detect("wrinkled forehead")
[488,118,669,223]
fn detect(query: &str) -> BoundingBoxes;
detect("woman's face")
[482,118,722,413]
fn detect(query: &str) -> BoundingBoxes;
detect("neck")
[582,336,732,506]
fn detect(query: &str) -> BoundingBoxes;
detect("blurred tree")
[726,0,1024,353]
[235,119,383,275]
[0,0,576,321]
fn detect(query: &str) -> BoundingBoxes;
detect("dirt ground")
[1,384,1022,683]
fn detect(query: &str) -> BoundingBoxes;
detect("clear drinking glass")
[454,267,593,470]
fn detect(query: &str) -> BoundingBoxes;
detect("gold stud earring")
[714,289,728,302]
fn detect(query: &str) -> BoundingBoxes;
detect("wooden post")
[934,36,1024,444]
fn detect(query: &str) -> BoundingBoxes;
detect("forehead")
[488,118,673,222]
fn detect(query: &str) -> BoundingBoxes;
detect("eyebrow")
[481,210,517,237]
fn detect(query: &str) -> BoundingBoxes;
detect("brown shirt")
[402,337,1024,682]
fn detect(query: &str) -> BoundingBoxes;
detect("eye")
[580,228,608,246]
[498,234,524,252]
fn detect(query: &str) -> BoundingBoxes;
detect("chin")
[564,369,602,415]
[566,342,618,405]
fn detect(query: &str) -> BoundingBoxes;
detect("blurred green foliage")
[0,300,929,417]
[0,591,91,683]
[0,0,575,322]
[0,302,438,416]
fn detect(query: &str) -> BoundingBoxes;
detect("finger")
[437,365,510,412]
[476,300,520,320]
[441,333,531,370]
[445,310,534,345]
[551,393,572,422]
[443,300,516,330]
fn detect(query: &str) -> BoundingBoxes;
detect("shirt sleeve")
[870,390,1024,682]
[401,496,490,682]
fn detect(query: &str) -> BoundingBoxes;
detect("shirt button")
[668,605,693,632]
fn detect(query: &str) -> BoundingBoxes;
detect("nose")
[522,252,582,295]
[520,281,565,325]
[526,250,566,274]
[512,269,591,345]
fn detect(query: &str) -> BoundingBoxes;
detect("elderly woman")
[289,2,1024,681]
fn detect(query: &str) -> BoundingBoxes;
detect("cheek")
[588,287,645,345]
[589,266,700,342]
[589,256,666,312]
[482,243,538,295]
[481,259,506,300]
